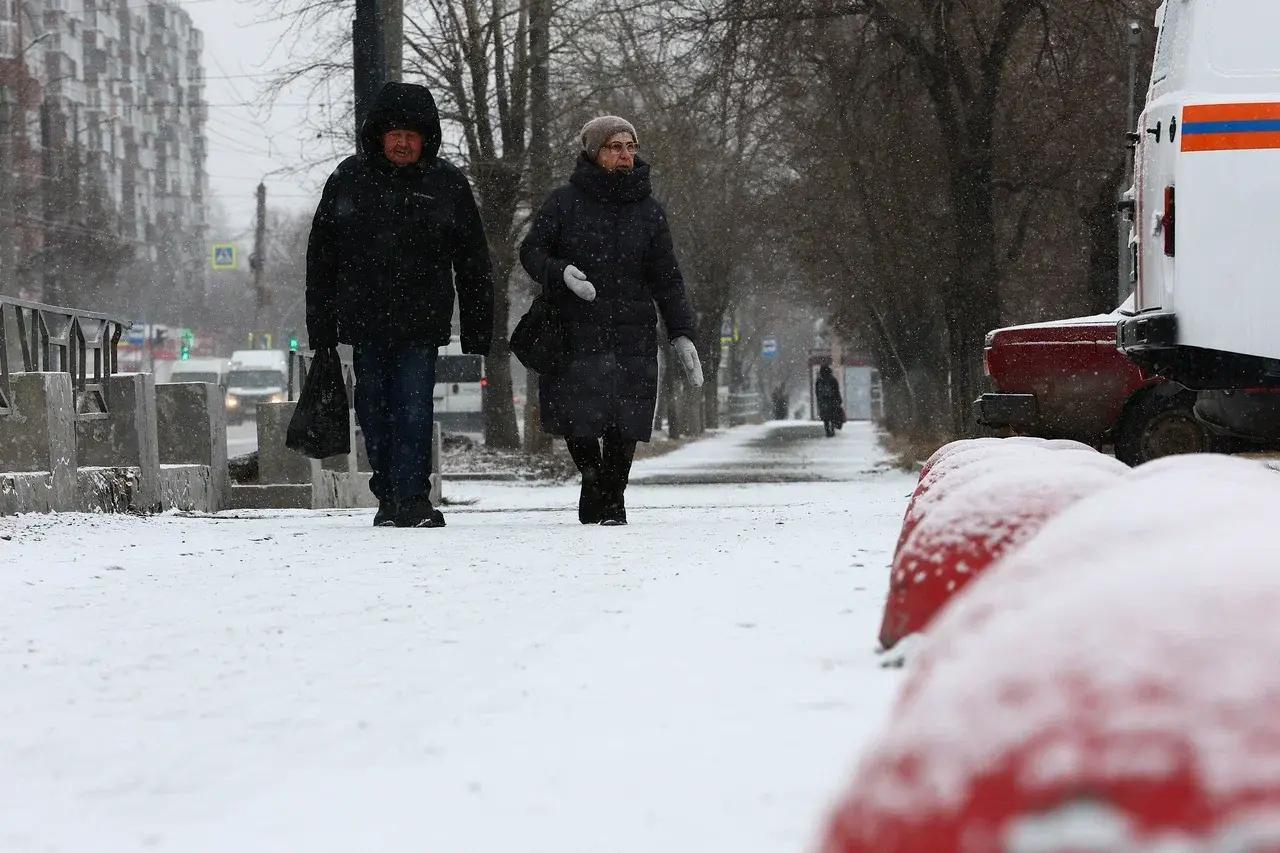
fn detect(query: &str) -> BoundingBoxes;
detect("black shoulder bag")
[510,293,567,376]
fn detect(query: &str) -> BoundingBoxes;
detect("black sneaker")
[579,468,604,525]
[373,499,398,528]
[396,496,446,528]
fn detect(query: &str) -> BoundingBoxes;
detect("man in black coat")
[306,82,494,528]
[520,115,702,526]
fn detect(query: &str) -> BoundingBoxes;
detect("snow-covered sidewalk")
[0,422,914,853]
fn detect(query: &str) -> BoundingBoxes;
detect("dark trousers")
[353,341,437,503]
[565,428,637,491]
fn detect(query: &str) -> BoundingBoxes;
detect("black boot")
[600,483,627,526]
[579,467,604,525]
[373,498,398,527]
[396,495,446,528]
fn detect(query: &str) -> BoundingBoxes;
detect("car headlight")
[270,394,285,404]
[226,396,239,409]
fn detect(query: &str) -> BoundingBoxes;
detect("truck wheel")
[1114,389,1210,466]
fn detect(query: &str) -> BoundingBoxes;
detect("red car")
[976,301,1211,466]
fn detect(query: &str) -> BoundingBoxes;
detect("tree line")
[269,0,1159,448]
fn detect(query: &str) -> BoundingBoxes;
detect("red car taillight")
[1164,185,1176,257]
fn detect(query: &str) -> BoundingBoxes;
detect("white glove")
[673,336,704,388]
[563,265,596,302]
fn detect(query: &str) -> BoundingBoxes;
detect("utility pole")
[383,0,403,83]
[0,87,12,294]
[40,99,61,306]
[353,0,388,136]
[250,182,270,339]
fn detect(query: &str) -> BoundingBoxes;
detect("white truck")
[1119,0,1280,393]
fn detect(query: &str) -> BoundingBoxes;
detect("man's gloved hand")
[563,265,597,302]
[673,336,704,388]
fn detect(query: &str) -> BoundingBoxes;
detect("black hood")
[359,82,443,167]
[570,153,653,204]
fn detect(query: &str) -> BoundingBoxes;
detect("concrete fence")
[1,300,442,516]
[0,296,228,515]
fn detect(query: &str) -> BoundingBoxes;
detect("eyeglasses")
[602,141,639,155]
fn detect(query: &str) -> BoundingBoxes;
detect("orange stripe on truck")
[1184,102,1280,123]
[1183,131,1280,152]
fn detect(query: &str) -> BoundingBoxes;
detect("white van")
[1119,0,1280,388]
[225,350,288,423]
[435,337,484,435]
[168,357,229,387]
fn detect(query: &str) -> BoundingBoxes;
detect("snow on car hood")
[848,453,1280,820]
[988,295,1137,336]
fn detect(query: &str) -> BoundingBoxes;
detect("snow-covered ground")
[0,422,914,853]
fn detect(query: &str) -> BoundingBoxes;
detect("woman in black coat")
[815,364,844,438]
[520,116,702,526]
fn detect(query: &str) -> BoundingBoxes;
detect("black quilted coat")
[519,154,696,441]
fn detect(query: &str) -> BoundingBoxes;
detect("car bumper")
[1119,311,1280,389]
[975,393,1037,428]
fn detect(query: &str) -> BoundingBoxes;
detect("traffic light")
[179,328,194,361]
[288,332,299,353]
[180,342,191,361]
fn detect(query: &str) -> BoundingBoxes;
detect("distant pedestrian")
[520,115,702,526]
[816,364,844,438]
[306,82,494,528]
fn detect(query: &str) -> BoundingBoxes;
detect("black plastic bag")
[286,348,351,459]
[510,295,567,376]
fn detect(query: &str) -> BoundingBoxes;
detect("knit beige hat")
[580,116,639,156]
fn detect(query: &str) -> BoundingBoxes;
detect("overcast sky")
[184,0,348,240]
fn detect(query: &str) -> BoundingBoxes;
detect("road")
[0,422,914,853]
[226,421,257,458]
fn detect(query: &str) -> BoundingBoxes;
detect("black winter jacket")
[520,154,696,441]
[816,370,843,421]
[306,82,494,354]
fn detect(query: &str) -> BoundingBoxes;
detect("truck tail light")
[1164,185,1176,257]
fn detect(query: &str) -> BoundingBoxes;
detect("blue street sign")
[762,337,779,360]
[211,244,237,271]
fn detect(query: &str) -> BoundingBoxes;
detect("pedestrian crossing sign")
[211,244,238,271]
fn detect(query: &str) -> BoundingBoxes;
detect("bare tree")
[675,0,1155,434]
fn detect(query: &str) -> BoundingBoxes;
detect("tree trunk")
[475,160,523,449]
[945,149,1001,437]
[522,0,554,453]
[697,304,727,429]
[1085,160,1126,315]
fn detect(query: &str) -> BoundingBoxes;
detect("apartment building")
[0,0,209,305]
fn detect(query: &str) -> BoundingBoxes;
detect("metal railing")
[0,295,131,421]
[287,348,356,409]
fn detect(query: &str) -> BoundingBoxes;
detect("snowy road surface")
[0,422,914,853]
[226,421,257,458]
